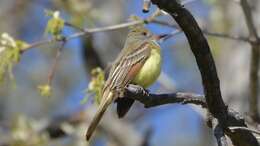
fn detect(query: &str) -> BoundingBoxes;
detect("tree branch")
[230,127,260,135]
[240,0,260,123]
[20,9,166,53]
[125,84,207,108]
[21,20,142,52]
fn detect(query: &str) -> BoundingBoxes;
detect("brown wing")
[86,41,151,140]
[103,42,151,97]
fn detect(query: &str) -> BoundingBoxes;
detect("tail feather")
[86,92,113,140]
[116,98,135,118]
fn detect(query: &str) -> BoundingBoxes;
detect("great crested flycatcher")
[86,16,162,140]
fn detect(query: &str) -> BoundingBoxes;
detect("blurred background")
[0,0,259,146]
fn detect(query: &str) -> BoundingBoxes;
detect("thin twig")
[19,0,197,53]
[21,14,160,52]
[152,20,252,43]
[64,22,85,32]
[47,41,66,86]
[203,31,251,42]
[20,21,142,52]
[21,39,55,52]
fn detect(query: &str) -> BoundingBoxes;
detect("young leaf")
[45,11,64,39]
[0,33,28,83]
[37,84,52,97]
[82,67,105,104]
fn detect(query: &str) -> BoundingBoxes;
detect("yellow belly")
[132,47,161,88]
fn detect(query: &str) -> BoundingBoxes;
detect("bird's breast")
[132,46,161,88]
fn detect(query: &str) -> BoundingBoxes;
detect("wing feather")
[105,42,151,94]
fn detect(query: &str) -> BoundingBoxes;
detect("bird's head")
[128,15,152,40]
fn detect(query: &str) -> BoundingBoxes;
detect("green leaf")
[37,84,52,97]
[0,33,27,83]
[82,67,105,104]
[45,11,64,38]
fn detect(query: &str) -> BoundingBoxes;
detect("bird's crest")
[128,15,146,31]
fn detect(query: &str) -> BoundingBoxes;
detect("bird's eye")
[142,32,147,36]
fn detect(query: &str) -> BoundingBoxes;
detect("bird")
[86,15,162,141]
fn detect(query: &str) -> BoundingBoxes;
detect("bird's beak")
[152,34,168,41]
